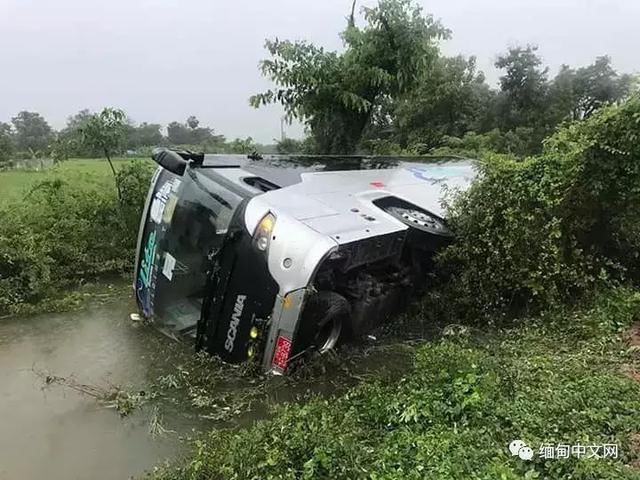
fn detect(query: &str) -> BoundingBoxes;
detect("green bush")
[0,211,52,310]
[116,160,155,245]
[0,160,153,314]
[431,127,544,159]
[543,95,640,282]
[438,95,640,318]
[148,289,640,480]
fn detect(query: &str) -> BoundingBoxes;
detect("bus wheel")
[305,291,349,353]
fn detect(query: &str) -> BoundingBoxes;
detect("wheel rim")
[388,206,445,231]
[315,317,342,353]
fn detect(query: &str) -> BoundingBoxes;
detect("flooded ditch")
[0,292,422,479]
[0,299,185,479]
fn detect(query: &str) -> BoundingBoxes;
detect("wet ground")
[0,293,419,480]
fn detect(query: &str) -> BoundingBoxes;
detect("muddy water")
[0,294,418,480]
[0,299,192,480]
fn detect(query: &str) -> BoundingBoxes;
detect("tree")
[495,45,549,130]
[11,111,53,154]
[546,64,577,125]
[547,56,636,126]
[55,109,95,158]
[392,55,492,149]
[186,115,200,130]
[250,0,449,153]
[167,121,193,145]
[572,56,636,119]
[184,115,216,144]
[126,122,164,149]
[0,122,14,165]
[190,126,215,145]
[80,108,127,199]
[65,109,94,132]
[167,117,225,148]
[227,137,257,154]
[275,137,305,154]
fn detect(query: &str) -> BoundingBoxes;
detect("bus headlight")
[253,213,276,253]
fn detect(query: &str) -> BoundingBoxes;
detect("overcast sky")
[1,0,638,142]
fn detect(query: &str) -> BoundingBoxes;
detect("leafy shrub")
[438,95,640,318]
[116,160,155,244]
[0,160,153,314]
[0,210,52,310]
[543,95,640,283]
[148,289,640,480]
[431,127,544,159]
[359,138,409,155]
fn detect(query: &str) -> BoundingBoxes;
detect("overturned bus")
[134,149,476,374]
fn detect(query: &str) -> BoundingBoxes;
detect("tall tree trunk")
[348,0,357,27]
[105,148,122,201]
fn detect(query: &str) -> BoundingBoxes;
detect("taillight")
[272,334,292,371]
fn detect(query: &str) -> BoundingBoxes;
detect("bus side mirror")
[151,148,188,176]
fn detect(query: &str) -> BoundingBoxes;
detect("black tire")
[297,291,350,354]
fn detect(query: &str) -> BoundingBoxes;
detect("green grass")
[148,289,640,480]
[0,159,153,315]
[0,157,150,206]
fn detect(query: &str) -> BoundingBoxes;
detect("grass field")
[0,157,153,315]
[0,157,150,207]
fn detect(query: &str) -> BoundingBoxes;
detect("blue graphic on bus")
[136,230,157,315]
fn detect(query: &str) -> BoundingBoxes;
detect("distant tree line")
[252,0,638,156]
[1,0,637,165]
[0,110,273,167]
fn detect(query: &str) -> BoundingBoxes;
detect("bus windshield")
[139,168,245,336]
